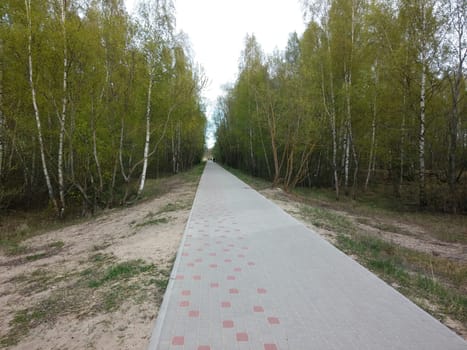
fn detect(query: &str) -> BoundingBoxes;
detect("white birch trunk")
[344,123,350,191]
[137,71,153,196]
[419,63,427,206]
[419,3,427,207]
[58,0,67,215]
[25,0,58,212]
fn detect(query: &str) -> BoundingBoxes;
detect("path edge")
[147,164,207,350]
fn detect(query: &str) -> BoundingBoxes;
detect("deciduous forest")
[214,0,466,213]
[0,0,206,217]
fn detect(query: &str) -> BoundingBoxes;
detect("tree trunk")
[266,99,280,186]
[0,38,4,179]
[91,105,103,194]
[57,0,67,216]
[399,94,407,198]
[256,96,271,179]
[419,4,427,208]
[365,61,378,191]
[249,126,255,174]
[25,0,58,213]
[320,62,339,199]
[447,5,465,213]
[119,117,130,182]
[419,62,427,207]
[137,71,153,196]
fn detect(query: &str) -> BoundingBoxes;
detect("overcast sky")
[124,0,305,147]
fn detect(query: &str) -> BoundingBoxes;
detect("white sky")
[124,0,305,147]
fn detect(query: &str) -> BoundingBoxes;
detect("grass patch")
[157,202,187,214]
[48,241,64,249]
[299,205,356,236]
[135,217,170,228]
[177,162,206,183]
[334,232,467,324]
[88,260,155,288]
[2,296,66,347]
[1,242,29,256]
[25,253,48,262]
[222,165,271,190]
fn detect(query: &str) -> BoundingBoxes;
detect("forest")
[214,0,466,213]
[0,0,206,217]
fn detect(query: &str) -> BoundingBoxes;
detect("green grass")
[177,162,206,183]
[222,165,271,190]
[141,163,205,200]
[88,260,156,288]
[1,242,29,256]
[135,217,170,228]
[48,241,64,249]
[25,253,48,261]
[335,232,467,324]
[300,205,356,236]
[156,202,188,215]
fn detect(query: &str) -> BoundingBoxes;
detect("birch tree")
[136,0,175,196]
[25,0,58,213]
[57,0,68,216]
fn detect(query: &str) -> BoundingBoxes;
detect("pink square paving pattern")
[189,310,200,318]
[171,336,184,346]
[236,332,249,342]
[264,344,278,350]
[223,320,234,328]
[254,305,264,312]
[268,317,280,325]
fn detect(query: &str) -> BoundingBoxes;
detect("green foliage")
[0,0,206,216]
[215,0,467,213]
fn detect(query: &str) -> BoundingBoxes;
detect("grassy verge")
[293,185,467,244]
[226,166,467,334]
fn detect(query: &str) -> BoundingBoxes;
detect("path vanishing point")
[148,162,466,350]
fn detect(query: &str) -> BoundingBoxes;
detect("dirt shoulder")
[260,187,467,340]
[0,167,203,349]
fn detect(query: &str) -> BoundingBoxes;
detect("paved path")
[148,162,466,350]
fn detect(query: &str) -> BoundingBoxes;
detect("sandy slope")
[0,176,198,349]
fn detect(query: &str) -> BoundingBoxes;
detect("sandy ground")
[0,176,198,349]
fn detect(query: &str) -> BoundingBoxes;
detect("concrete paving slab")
[148,162,466,350]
